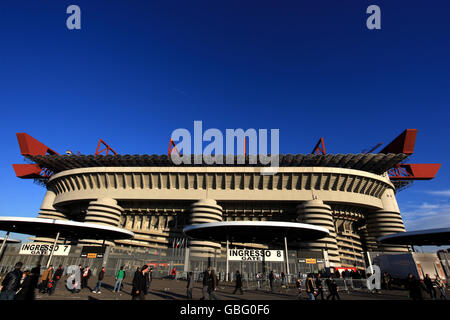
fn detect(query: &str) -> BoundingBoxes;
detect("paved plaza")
[33,275,447,301]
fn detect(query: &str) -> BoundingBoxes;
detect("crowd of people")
[0,261,447,301]
[0,262,113,300]
[185,267,218,300]
[406,273,447,300]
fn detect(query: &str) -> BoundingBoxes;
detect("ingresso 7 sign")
[228,249,284,261]
[19,243,71,256]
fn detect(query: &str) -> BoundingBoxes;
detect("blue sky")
[0,1,449,250]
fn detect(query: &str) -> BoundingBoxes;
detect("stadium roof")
[25,153,407,175]
[183,221,330,243]
[378,228,450,246]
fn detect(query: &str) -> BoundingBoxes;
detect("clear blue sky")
[0,1,449,250]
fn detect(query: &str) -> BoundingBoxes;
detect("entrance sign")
[19,242,71,256]
[228,249,284,261]
[80,246,106,258]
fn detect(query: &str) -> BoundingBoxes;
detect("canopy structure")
[183,221,329,282]
[0,217,134,240]
[0,237,21,244]
[183,221,329,243]
[378,227,450,246]
[0,217,134,267]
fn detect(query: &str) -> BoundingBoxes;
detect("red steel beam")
[388,163,441,180]
[16,133,59,156]
[168,139,180,156]
[95,139,118,156]
[12,164,53,179]
[14,133,58,180]
[312,137,326,155]
[380,129,417,155]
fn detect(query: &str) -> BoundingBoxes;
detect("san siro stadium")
[10,129,440,275]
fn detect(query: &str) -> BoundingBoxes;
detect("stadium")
[10,129,441,274]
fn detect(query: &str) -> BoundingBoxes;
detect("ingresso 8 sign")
[228,249,284,261]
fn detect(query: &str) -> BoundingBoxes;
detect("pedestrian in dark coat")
[132,265,149,300]
[200,268,210,300]
[0,262,23,300]
[14,270,32,300]
[233,270,243,295]
[326,275,340,300]
[269,271,275,292]
[314,273,324,300]
[424,274,436,300]
[406,274,423,300]
[50,265,64,295]
[186,271,194,300]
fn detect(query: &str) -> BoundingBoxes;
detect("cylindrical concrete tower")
[80,198,123,246]
[188,199,223,258]
[84,198,123,228]
[34,188,68,243]
[366,188,409,252]
[296,199,340,266]
[37,189,67,220]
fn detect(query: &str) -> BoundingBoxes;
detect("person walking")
[50,265,64,295]
[131,265,149,300]
[232,270,243,295]
[144,267,150,294]
[81,266,91,290]
[306,274,315,300]
[170,267,177,280]
[149,267,153,287]
[326,275,340,300]
[0,262,23,300]
[30,264,41,295]
[14,270,34,300]
[132,267,140,286]
[39,265,53,294]
[434,275,447,300]
[281,272,286,288]
[208,269,218,300]
[406,273,423,300]
[113,266,126,293]
[383,272,392,290]
[314,273,324,300]
[424,274,436,300]
[295,278,303,300]
[200,268,210,300]
[269,271,275,293]
[186,271,194,300]
[256,272,262,290]
[93,267,105,294]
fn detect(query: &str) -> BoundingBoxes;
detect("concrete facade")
[31,165,408,269]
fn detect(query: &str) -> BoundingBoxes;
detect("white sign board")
[228,249,284,261]
[19,243,71,256]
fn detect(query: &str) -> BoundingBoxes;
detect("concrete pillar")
[37,188,67,220]
[296,199,340,267]
[366,188,409,252]
[34,189,67,243]
[188,199,223,259]
[81,198,123,247]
